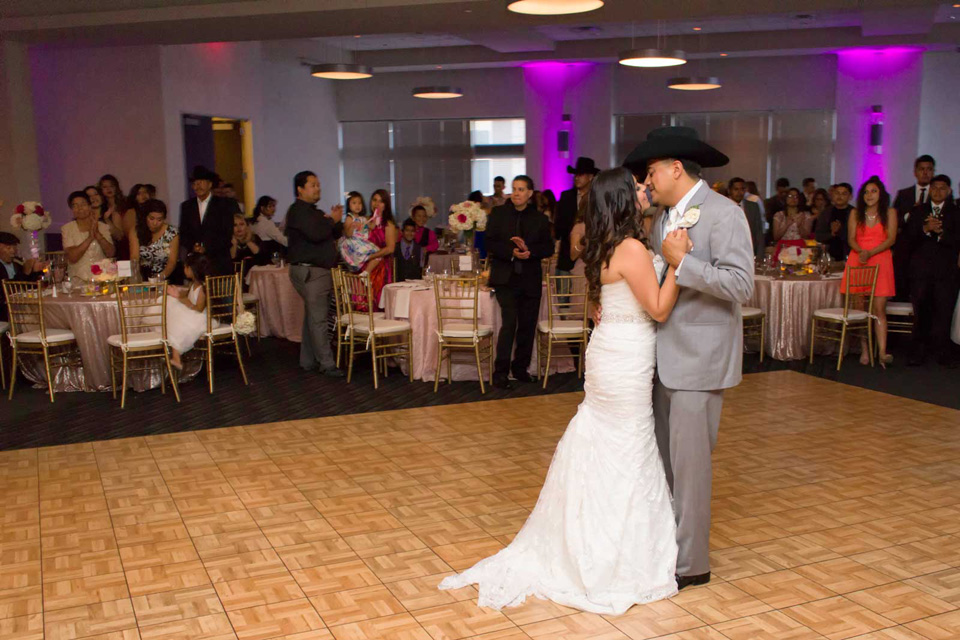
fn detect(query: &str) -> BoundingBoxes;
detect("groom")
[624,127,754,590]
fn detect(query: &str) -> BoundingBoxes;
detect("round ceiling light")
[667,76,722,91]
[506,0,603,16]
[310,63,373,80]
[412,86,464,99]
[618,49,687,68]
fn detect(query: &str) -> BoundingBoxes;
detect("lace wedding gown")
[439,279,678,615]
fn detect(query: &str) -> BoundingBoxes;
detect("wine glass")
[271,252,281,266]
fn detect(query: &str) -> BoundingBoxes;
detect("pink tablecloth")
[20,293,200,393]
[381,282,575,382]
[248,266,304,343]
[748,275,843,360]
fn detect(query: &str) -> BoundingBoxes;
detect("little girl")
[166,253,213,369]
[339,191,381,272]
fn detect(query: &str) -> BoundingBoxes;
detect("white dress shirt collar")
[198,194,212,222]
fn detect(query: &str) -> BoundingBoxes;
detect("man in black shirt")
[815,182,854,261]
[286,171,344,377]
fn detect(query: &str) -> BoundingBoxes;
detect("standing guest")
[117,183,152,261]
[567,193,589,277]
[130,199,179,281]
[98,174,127,248]
[772,188,815,259]
[744,180,766,227]
[809,188,830,226]
[484,176,508,210]
[179,165,239,276]
[222,183,244,212]
[816,182,854,261]
[395,219,424,282]
[84,185,107,221]
[143,184,157,199]
[230,213,262,267]
[165,253,212,371]
[711,181,728,196]
[410,204,439,254]
[0,232,45,322]
[764,177,790,235]
[802,178,818,207]
[906,174,958,367]
[555,157,600,278]
[62,191,115,281]
[892,155,936,301]
[468,190,488,258]
[364,189,398,305]
[486,175,553,389]
[728,177,765,262]
[536,189,558,229]
[250,195,287,257]
[286,170,344,378]
[842,177,898,367]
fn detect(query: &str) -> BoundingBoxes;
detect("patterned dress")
[139,225,178,277]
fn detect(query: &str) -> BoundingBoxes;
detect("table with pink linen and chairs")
[247,265,304,342]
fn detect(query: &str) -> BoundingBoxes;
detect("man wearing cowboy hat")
[179,165,241,277]
[555,157,600,276]
[623,126,754,591]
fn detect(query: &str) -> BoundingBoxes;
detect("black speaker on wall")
[557,130,569,153]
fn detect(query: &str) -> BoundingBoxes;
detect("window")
[470,119,526,196]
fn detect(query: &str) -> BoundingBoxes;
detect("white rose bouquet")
[448,201,487,232]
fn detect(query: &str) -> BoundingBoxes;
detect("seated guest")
[165,253,213,370]
[250,195,287,257]
[130,199,179,281]
[809,188,830,225]
[230,213,263,281]
[410,204,439,254]
[0,232,46,321]
[765,177,790,229]
[84,185,106,222]
[906,174,959,366]
[815,182,854,261]
[62,191,115,281]
[772,187,815,260]
[395,219,424,282]
[802,177,818,207]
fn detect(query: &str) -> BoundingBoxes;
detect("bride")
[439,167,690,615]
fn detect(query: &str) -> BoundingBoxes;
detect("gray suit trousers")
[653,380,724,576]
[289,265,336,371]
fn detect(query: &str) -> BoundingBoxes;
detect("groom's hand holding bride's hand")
[662,229,693,268]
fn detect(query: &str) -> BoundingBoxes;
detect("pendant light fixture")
[310,63,373,80]
[506,0,603,15]
[412,86,464,99]
[667,25,721,91]
[619,21,686,68]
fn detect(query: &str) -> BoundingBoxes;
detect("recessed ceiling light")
[506,0,603,16]
[720,53,728,57]
[310,64,373,80]
[618,48,687,68]
[692,26,702,31]
[668,76,722,91]
[412,86,464,99]
[354,35,361,38]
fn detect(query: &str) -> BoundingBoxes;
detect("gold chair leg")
[475,344,485,394]
[234,338,248,386]
[244,334,252,358]
[489,340,494,385]
[809,318,817,365]
[542,338,554,389]
[867,321,875,368]
[43,347,55,403]
[837,324,847,371]
[0,339,5,391]
[8,346,17,400]
[120,353,129,409]
[407,331,413,383]
[433,341,443,392]
[163,348,181,403]
[371,339,379,390]
[110,348,118,400]
[760,318,766,363]
[446,344,452,385]
[207,340,215,394]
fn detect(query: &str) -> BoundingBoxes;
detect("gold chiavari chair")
[433,275,494,393]
[810,264,879,371]
[108,282,180,408]
[340,271,412,388]
[884,301,915,341]
[741,307,766,363]
[541,255,557,283]
[0,319,8,390]
[537,274,590,388]
[197,274,248,393]
[3,280,82,402]
[233,258,259,354]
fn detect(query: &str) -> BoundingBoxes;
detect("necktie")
[403,243,411,260]
[917,188,926,206]
[664,207,680,239]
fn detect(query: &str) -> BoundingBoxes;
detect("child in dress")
[339,191,381,271]
[166,253,212,370]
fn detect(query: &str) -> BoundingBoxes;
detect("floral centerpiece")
[10,201,52,259]
[410,196,436,219]
[448,200,487,249]
[91,259,119,283]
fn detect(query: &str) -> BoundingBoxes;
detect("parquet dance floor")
[2,370,959,640]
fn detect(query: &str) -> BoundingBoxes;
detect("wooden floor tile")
[783,595,895,639]
[363,549,452,584]
[213,572,306,611]
[43,573,130,611]
[413,600,516,640]
[327,612,432,640]
[731,569,838,608]
[137,612,237,640]
[310,585,406,626]
[44,598,138,640]
[0,614,43,640]
[672,583,773,625]
[343,529,427,559]
[604,599,703,639]
[522,612,629,639]
[42,550,124,584]
[383,573,477,612]
[291,561,382,597]
[794,558,897,594]
[203,550,288,584]
[131,585,225,626]
[226,599,326,640]
[846,582,956,624]
[712,610,824,639]
[125,560,212,597]
[0,585,42,619]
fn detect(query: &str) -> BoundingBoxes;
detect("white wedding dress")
[439,279,678,615]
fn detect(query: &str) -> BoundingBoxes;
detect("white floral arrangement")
[448,200,487,232]
[411,196,436,219]
[235,311,257,335]
[90,258,119,282]
[10,201,52,232]
[779,247,813,265]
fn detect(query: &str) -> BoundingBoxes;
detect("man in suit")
[554,157,600,275]
[624,126,754,592]
[0,232,45,322]
[906,174,959,367]
[892,155,937,301]
[179,165,240,276]
[763,177,790,241]
[728,177,765,262]
[815,182,854,261]
[486,175,553,390]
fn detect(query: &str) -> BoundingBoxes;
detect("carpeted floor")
[2,333,958,451]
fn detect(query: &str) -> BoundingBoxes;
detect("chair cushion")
[339,312,385,325]
[538,320,586,335]
[0,321,8,335]
[207,325,234,337]
[814,308,869,322]
[13,328,75,344]
[241,293,259,304]
[107,332,165,348]
[350,317,411,335]
[441,323,494,338]
[885,302,914,316]
[741,307,764,319]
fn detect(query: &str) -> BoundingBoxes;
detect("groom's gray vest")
[650,183,755,391]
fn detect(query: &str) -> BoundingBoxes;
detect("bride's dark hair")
[583,167,644,306]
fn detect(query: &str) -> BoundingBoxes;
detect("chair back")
[43,251,67,282]
[205,274,241,332]
[545,274,589,331]
[113,282,168,344]
[331,267,347,324]
[541,255,557,282]
[2,280,45,339]
[433,276,482,336]
[339,271,376,333]
[842,265,879,318]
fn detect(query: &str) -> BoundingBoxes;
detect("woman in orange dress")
[841,177,898,366]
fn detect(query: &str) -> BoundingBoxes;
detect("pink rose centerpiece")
[448,200,487,249]
[91,258,119,283]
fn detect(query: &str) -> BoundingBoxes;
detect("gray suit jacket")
[741,199,765,262]
[651,183,755,391]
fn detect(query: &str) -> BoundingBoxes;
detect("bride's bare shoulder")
[611,237,652,264]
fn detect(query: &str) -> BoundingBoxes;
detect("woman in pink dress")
[364,189,397,306]
[841,177,898,367]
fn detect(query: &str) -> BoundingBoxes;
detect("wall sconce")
[870,105,883,155]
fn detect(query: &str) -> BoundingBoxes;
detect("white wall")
[0,41,42,235]
[918,51,960,186]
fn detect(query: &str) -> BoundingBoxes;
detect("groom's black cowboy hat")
[622,126,729,173]
[567,156,601,175]
[189,165,218,183]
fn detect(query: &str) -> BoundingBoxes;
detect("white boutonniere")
[677,206,701,229]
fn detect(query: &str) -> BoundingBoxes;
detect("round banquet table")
[748,274,844,361]
[381,281,575,383]
[426,253,459,275]
[247,266,304,343]
[21,292,201,393]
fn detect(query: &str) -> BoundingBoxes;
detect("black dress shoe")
[321,367,345,378]
[511,370,535,384]
[676,572,711,591]
[493,375,514,390]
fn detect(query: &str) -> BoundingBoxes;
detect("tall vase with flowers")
[10,201,52,259]
[448,200,487,251]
